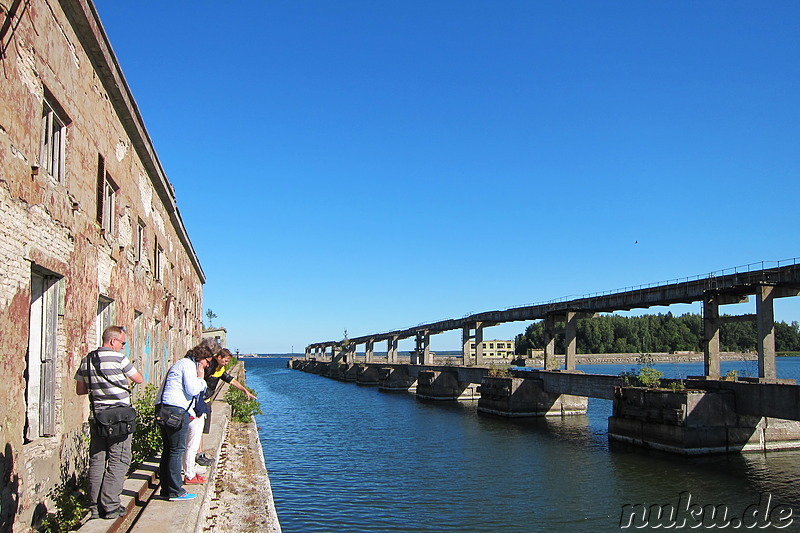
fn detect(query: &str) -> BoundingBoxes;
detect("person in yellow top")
[195,348,257,465]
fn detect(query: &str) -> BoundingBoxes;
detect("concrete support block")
[609,387,800,454]
[416,370,480,401]
[378,366,417,392]
[344,364,360,382]
[477,376,588,416]
[356,365,381,386]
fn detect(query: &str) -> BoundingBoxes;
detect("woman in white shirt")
[157,343,212,501]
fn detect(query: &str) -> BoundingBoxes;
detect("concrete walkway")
[76,392,280,533]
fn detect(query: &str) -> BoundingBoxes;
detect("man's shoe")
[169,492,197,501]
[184,474,207,484]
[103,507,125,519]
[88,507,100,520]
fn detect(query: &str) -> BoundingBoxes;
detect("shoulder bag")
[88,350,137,437]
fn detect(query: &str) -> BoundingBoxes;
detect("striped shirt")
[74,348,138,409]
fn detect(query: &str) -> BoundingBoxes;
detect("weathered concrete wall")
[378,366,417,392]
[0,1,204,530]
[416,370,480,401]
[478,376,588,416]
[608,387,800,454]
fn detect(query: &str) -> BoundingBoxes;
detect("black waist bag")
[155,404,185,430]
[94,405,137,437]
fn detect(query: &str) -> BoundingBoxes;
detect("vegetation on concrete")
[619,354,664,389]
[516,313,800,355]
[724,369,739,381]
[38,479,88,533]
[225,386,263,422]
[487,364,512,378]
[131,383,162,469]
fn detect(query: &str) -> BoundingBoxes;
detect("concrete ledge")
[76,457,159,533]
[129,402,230,533]
[76,398,231,533]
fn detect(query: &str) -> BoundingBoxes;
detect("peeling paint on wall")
[97,249,114,295]
[115,140,128,161]
[15,39,43,100]
[151,203,165,235]
[138,172,152,216]
[118,209,132,248]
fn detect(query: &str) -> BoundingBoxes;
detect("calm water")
[248,358,800,533]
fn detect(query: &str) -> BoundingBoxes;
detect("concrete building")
[0,1,204,529]
[202,327,227,349]
[468,340,515,359]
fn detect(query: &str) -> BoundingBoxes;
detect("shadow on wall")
[1,442,20,531]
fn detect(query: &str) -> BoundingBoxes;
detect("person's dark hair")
[199,337,222,355]
[186,343,214,361]
[216,348,233,360]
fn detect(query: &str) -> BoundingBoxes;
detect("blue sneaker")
[168,492,196,501]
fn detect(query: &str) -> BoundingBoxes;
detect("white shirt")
[158,357,207,409]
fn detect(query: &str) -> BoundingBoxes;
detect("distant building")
[202,327,228,349]
[469,340,516,358]
[0,1,204,529]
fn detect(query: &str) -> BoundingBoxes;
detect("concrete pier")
[292,358,800,454]
[378,366,417,392]
[355,364,382,386]
[608,386,800,454]
[478,376,588,417]
[416,370,480,401]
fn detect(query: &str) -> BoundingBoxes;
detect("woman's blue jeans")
[158,405,191,498]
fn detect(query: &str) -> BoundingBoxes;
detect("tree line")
[514,313,800,355]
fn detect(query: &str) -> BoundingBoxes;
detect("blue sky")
[94,1,800,353]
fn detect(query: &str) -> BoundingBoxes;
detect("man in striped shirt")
[75,326,144,519]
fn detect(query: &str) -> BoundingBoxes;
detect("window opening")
[26,268,61,440]
[39,90,69,183]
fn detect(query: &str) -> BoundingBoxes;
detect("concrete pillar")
[366,339,374,363]
[475,322,484,366]
[462,325,472,366]
[544,315,558,370]
[564,312,577,371]
[703,294,721,378]
[756,285,777,379]
[387,336,399,364]
[414,332,431,365]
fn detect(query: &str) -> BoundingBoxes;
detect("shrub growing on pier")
[619,354,663,389]
[131,383,162,469]
[225,386,263,422]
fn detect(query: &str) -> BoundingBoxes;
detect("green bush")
[131,383,162,469]
[225,386,262,422]
[38,481,87,532]
[619,353,663,389]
